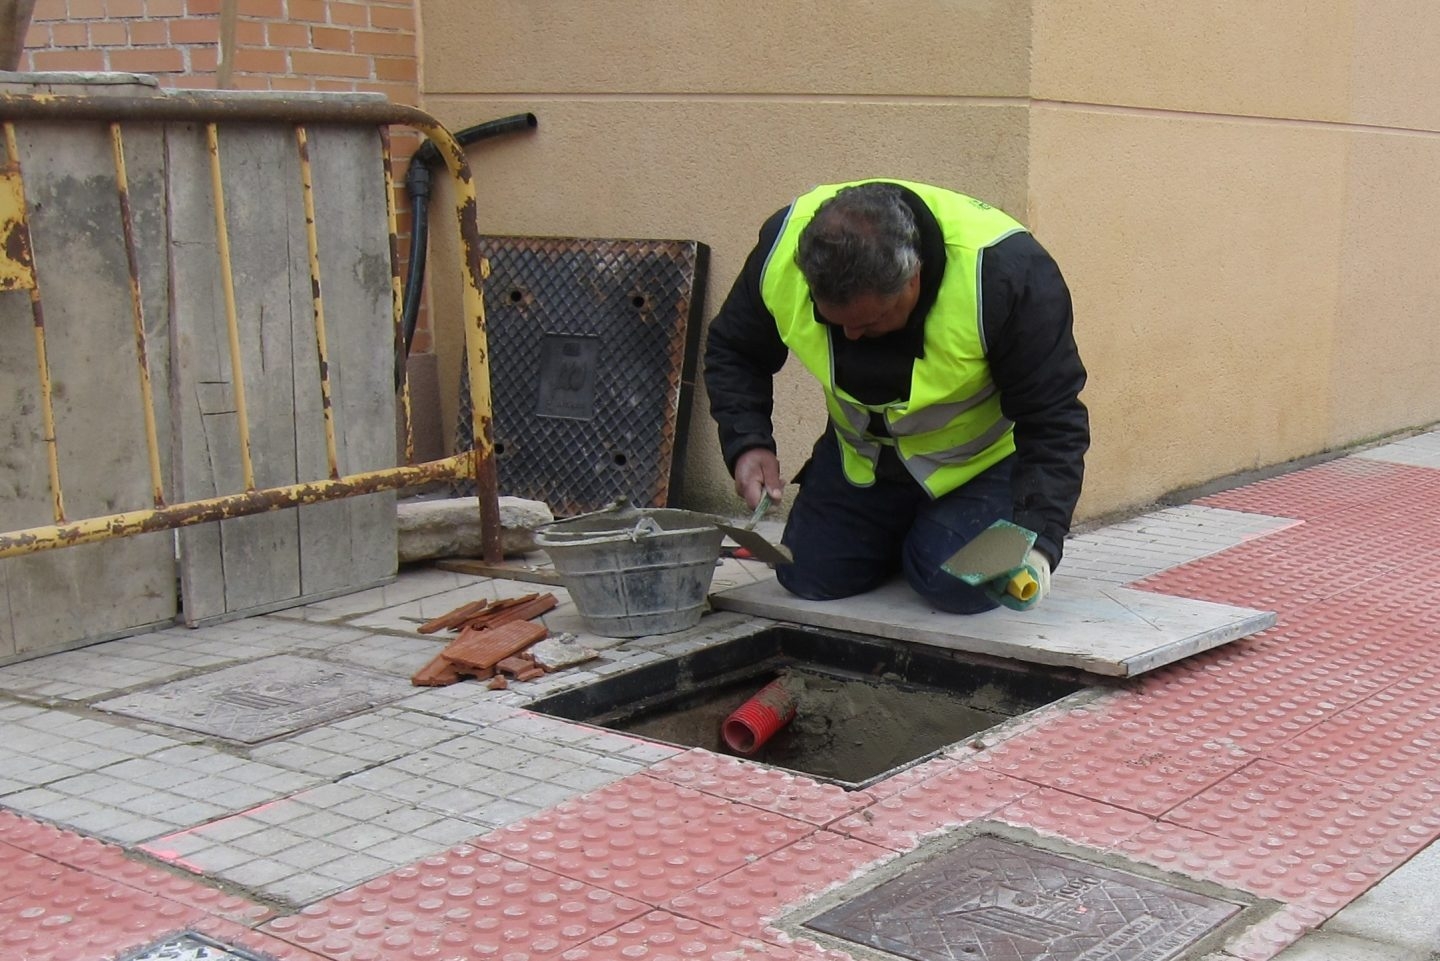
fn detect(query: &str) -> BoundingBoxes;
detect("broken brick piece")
[513,666,546,682]
[411,653,464,686]
[418,598,491,634]
[464,594,557,631]
[495,654,535,677]
[442,619,549,672]
[487,676,508,690]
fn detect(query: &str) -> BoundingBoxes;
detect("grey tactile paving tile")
[1353,431,1440,469]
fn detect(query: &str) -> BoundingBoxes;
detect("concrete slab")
[710,574,1274,677]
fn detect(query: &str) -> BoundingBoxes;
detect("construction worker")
[703,179,1089,613]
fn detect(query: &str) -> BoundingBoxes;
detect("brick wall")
[17,2,442,358]
[22,0,419,99]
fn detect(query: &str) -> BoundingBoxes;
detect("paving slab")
[710,574,1275,677]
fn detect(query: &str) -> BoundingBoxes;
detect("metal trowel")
[941,519,1038,599]
[710,493,793,566]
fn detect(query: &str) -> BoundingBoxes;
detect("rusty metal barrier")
[0,92,502,562]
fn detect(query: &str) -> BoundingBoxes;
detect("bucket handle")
[629,516,663,541]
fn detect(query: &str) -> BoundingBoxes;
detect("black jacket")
[703,187,1089,566]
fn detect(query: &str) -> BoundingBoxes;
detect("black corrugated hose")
[398,112,538,387]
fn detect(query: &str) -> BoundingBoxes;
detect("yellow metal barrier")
[0,92,502,562]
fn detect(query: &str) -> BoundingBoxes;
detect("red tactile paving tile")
[1264,682,1440,794]
[193,918,339,961]
[264,844,648,960]
[646,749,870,825]
[665,830,892,940]
[827,765,1034,851]
[557,910,855,960]
[0,865,208,961]
[976,708,1256,815]
[1195,457,1423,521]
[0,813,271,926]
[0,843,68,903]
[851,753,967,802]
[476,773,817,904]
[993,787,1155,850]
[1220,904,1331,961]
[1163,758,1380,842]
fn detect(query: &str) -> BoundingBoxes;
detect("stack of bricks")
[411,593,560,688]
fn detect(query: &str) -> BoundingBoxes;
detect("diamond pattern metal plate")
[94,654,408,743]
[120,931,270,961]
[804,835,1244,961]
[455,236,709,514]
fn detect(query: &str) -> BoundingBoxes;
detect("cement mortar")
[620,667,1012,784]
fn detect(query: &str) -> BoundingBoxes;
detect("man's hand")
[984,548,1052,611]
[733,448,785,510]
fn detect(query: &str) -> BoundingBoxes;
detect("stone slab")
[95,655,409,743]
[710,575,1275,677]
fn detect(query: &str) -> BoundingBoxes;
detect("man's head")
[796,182,922,340]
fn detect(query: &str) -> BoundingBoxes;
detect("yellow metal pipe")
[206,122,255,491]
[4,122,65,524]
[379,127,414,466]
[0,454,476,560]
[402,118,502,562]
[295,124,340,479]
[110,122,166,507]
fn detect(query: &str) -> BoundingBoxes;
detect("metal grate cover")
[456,236,708,515]
[120,931,272,961]
[805,835,1244,961]
[95,654,407,743]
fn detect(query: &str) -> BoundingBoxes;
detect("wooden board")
[169,121,396,626]
[0,116,176,663]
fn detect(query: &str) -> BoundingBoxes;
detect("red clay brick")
[31,0,65,21]
[289,0,326,22]
[33,49,106,70]
[111,47,186,72]
[191,47,219,71]
[67,0,106,19]
[49,21,90,46]
[368,5,412,31]
[311,26,352,51]
[237,0,283,15]
[88,20,129,45]
[146,0,184,14]
[107,0,146,15]
[232,48,285,73]
[373,56,417,82]
[354,29,411,57]
[266,21,310,48]
[234,19,265,44]
[187,0,221,13]
[331,2,369,26]
[291,50,370,78]
[169,17,218,44]
[128,20,170,45]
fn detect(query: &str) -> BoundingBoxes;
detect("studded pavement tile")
[664,830,892,940]
[826,765,1034,851]
[1193,456,1422,521]
[0,861,209,961]
[993,786,1156,850]
[645,750,869,825]
[189,918,338,961]
[556,910,855,960]
[263,844,648,960]
[974,707,1256,816]
[1219,904,1331,961]
[476,774,817,904]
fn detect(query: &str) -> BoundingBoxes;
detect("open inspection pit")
[528,625,1093,789]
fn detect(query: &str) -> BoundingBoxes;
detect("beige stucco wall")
[419,0,1440,525]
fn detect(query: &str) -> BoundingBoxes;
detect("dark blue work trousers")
[777,433,1014,614]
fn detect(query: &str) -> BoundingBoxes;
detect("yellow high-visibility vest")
[761,179,1023,494]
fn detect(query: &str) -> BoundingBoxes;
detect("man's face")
[813,271,921,341]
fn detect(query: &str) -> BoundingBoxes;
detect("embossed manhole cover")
[95,655,407,743]
[121,931,270,960]
[805,835,1244,961]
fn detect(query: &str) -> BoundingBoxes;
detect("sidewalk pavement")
[3,429,1440,961]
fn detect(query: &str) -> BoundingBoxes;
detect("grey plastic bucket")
[533,506,725,637]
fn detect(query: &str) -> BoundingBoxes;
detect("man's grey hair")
[795,182,921,304]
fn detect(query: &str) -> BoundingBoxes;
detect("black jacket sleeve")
[702,208,792,473]
[980,232,1090,567]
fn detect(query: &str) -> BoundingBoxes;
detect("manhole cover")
[121,931,270,960]
[805,835,1243,961]
[95,655,407,743]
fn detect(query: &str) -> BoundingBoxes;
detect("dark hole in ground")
[528,625,1090,789]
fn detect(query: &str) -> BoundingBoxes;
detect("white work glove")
[985,548,1052,611]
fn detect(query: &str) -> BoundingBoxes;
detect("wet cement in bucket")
[616,666,1015,784]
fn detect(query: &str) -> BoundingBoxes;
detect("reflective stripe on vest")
[760,179,1024,496]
